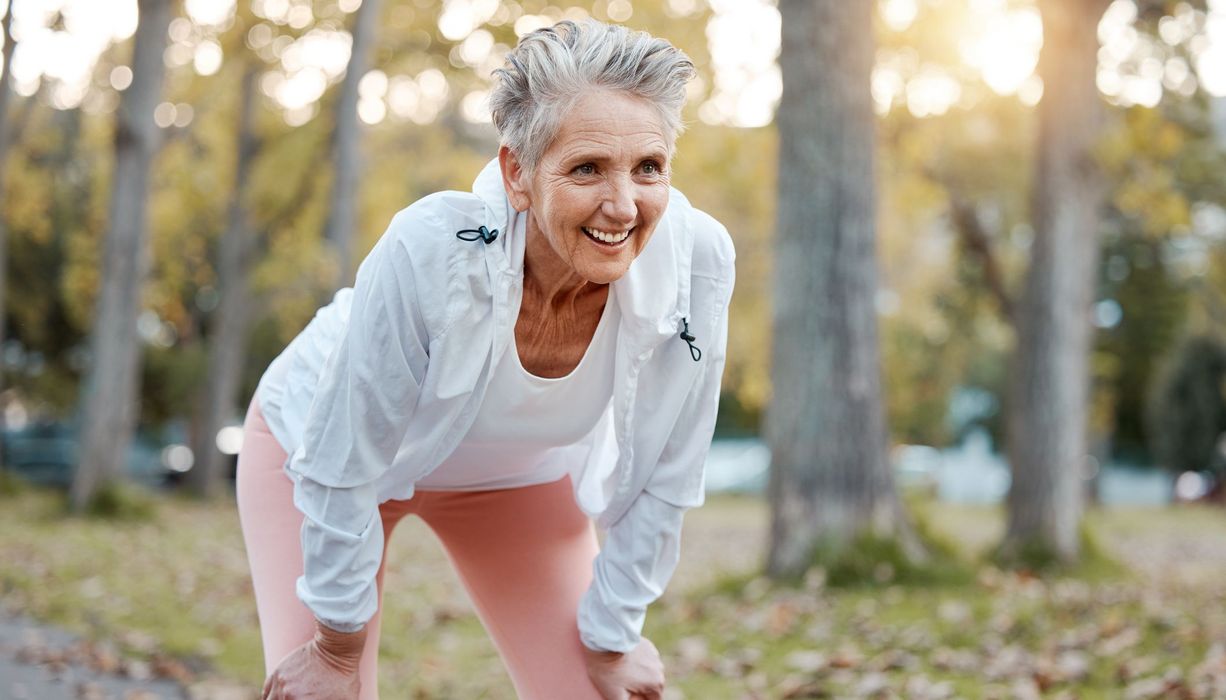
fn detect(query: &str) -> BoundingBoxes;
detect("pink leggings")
[235,398,604,699]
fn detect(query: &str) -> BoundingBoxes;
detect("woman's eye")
[574,163,596,176]
[641,161,661,175]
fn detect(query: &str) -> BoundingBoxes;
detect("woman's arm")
[577,291,730,651]
[579,253,735,694]
[290,217,432,631]
[264,211,434,697]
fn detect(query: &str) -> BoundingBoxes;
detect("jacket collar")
[470,159,691,345]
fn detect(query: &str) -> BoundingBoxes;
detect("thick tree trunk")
[0,1,16,472]
[187,66,259,499]
[766,0,918,577]
[1003,0,1110,562]
[322,0,381,289]
[70,0,173,512]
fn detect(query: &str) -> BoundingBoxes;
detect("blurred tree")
[322,0,382,289]
[187,62,259,499]
[885,2,1226,469]
[875,93,1029,448]
[70,0,176,512]
[1001,0,1112,564]
[766,0,920,577]
[871,0,1040,450]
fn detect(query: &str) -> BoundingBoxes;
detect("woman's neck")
[521,214,606,312]
[515,213,610,376]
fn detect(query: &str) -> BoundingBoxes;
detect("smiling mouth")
[582,226,633,246]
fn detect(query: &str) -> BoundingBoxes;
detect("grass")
[2,484,1226,699]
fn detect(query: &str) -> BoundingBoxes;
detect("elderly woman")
[238,19,735,700]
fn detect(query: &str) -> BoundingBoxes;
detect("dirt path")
[0,609,189,699]
[0,607,251,700]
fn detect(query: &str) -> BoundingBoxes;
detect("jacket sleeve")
[286,213,432,632]
[577,259,735,652]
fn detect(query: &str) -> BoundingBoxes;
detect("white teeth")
[584,227,631,244]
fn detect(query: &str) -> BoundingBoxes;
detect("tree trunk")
[187,65,259,499]
[766,0,919,578]
[1002,0,1110,562]
[0,1,17,471]
[70,0,174,512]
[1211,97,1226,145]
[322,0,381,289]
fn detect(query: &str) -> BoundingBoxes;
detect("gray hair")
[490,20,695,173]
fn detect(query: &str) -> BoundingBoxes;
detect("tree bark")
[322,0,381,289]
[0,1,17,472]
[1002,0,1110,562]
[1211,97,1226,145]
[766,0,919,577]
[187,65,259,499]
[70,0,174,512]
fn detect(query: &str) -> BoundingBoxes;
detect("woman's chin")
[575,260,632,286]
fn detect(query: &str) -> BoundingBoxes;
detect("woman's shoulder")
[667,189,735,281]
[355,189,492,335]
[382,189,490,259]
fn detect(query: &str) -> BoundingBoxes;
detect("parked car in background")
[0,420,184,490]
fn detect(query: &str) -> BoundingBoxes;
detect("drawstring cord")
[679,317,701,362]
[456,226,499,244]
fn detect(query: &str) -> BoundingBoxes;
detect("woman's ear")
[499,146,532,212]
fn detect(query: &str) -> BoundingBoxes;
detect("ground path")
[0,606,253,700]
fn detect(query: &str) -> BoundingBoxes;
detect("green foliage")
[1096,235,1190,456]
[1147,334,1226,475]
[142,343,209,426]
[3,104,99,416]
[876,90,1033,447]
[1092,100,1226,459]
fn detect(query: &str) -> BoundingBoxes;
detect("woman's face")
[501,89,673,286]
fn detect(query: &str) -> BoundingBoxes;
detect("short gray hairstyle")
[490,20,696,173]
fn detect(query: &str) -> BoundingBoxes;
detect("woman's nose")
[601,177,637,224]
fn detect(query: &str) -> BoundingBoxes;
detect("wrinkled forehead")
[536,90,677,165]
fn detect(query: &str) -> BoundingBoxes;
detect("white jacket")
[256,160,735,652]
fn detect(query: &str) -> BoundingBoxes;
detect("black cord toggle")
[456,226,499,244]
[679,317,701,362]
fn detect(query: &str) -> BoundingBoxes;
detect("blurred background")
[2,0,1226,698]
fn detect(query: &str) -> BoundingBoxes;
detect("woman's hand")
[261,622,366,700]
[582,637,666,700]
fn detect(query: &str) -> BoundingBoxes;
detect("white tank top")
[414,291,619,491]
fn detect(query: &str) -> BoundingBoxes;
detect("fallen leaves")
[649,540,1226,699]
[12,631,192,685]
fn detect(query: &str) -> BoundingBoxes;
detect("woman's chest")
[513,288,610,379]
